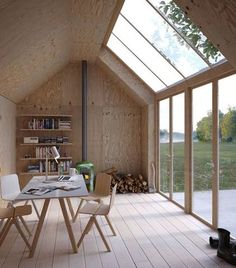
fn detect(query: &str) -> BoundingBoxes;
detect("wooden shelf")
[17,114,73,180]
[20,128,72,131]
[17,114,72,117]
[20,143,72,146]
[20,157,72,161]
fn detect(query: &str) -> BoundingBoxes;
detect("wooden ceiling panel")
[175,0,236,68]
[0,0,123,102]
[0,0,71,103]
[0,0,14,10]
[0,0,71,102]
[71,0,118,61]
[0,32,71,103]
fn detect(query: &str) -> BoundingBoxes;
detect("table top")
[15,175,88,201]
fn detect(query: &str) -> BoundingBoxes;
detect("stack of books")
[58,120,71,129]
[27,165,40,173]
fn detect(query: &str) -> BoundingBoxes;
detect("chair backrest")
[0,174,21,201]
[94,173,112,196]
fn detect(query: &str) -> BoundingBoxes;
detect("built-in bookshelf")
[16,114,73,185]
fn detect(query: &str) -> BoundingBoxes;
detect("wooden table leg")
[29,199,50,258]
[66,198,74,219]
[59,198,78,253]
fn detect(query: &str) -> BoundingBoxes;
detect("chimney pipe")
[82,60,87,161]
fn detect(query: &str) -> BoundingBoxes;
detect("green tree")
[196,110,224,142]
[196,112,212,142]
[159,1,221,62]
[221,107,236,141]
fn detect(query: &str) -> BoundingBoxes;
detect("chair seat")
[0,205,32,249]
[81,193,109,202]
[79,202,110,215]
[0,207,14,219]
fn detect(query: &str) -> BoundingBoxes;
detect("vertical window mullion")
[169,97,173,200]
[212,80,219,228]
[157,101,160,192]
[185,88,192,213]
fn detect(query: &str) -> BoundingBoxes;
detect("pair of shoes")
[217,228,236,265]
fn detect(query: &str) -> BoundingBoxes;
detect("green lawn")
[160,141,236,192]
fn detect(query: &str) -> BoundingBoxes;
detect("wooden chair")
[0,174,40,219]
[72,173,112,222]
[0,205,32,249]
[77,184,117,252]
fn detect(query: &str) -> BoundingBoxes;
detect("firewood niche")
[103,167,148,193]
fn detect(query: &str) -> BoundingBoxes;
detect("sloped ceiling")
[0,0,121,103]
[0,0,235,104]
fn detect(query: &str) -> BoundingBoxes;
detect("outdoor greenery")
[159,0,221,62]
[196,107,236,142]
[160,141,236,192]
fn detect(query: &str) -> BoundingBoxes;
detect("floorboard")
[0,193,229,268]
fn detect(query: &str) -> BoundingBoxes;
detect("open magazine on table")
[23,182,81,195]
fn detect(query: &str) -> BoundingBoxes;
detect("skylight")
[107,0,225,92]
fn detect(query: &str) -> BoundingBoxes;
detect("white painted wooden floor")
[0,193,233,268]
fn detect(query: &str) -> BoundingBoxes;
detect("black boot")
[217,228,236,265]
[209,236,219,249]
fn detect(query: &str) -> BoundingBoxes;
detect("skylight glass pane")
[148,0,225,64]
[113,15,183,86]
[107,35,166,92]
[121,0,208,77]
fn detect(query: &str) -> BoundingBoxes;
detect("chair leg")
[66,198,75,220]
[14,218,31,249]
[73,199,84,223]
[94,217,111,252]
[0,219,13,247]
[31,200,40,219]
[19,216,31,236]
[0,219,4,229]
[77,216,94,249]
[84,217,94,234]
[104,215,116,236]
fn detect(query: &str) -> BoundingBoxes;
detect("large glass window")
[160,99,170,196]
[218,74,236,236]
[192,84,212,223]
[172,93,185,206]
[107,0,225,93]
[107,35,165,92]
[121,0,208,77]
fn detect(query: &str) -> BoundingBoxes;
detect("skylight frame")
[108,34,167,92]
[113,32,168,87]
[106,0,226,93]
[120,13,186,80]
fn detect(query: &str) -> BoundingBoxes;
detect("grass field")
[160,141,236,192]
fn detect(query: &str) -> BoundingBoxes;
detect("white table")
[15,175,88,257]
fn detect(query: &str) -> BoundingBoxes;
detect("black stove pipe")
[82,60,87,161]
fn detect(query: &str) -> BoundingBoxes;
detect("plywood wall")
[0,96,16,175]
[17,62,142,177]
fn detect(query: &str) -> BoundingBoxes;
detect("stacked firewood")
[103,167,148,194]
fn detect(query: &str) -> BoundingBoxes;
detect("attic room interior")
[0,0,236,267]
